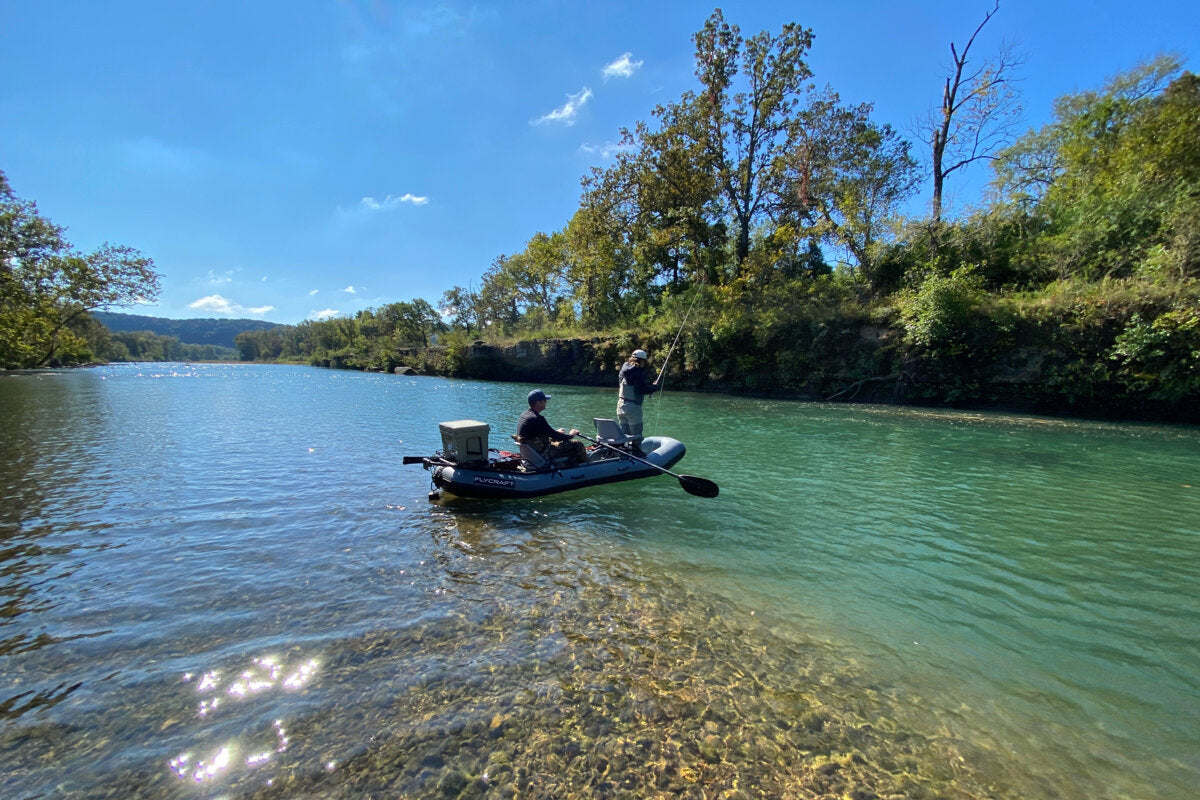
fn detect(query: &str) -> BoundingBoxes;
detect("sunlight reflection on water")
[167,655,317,787]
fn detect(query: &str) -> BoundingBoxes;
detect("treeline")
[269,10,1196,415]
[102,330,238,362]
[92,311,281,350]
[233,298,445,369]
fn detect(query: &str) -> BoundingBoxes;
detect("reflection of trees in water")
[0,374,112,724]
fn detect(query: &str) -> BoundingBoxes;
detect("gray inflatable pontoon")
[416,434,686,500]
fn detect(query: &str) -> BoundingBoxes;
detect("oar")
[576,434,719,498]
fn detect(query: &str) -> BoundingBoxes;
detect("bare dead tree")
[929,1,1024,223]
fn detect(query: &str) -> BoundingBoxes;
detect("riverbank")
[308,326,1199,424]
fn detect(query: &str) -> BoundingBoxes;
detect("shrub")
[895,267,987,355]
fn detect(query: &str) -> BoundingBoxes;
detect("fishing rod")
[655,291,700,388]
[649,291,700,436]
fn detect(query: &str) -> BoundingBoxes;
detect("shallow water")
[1,364,1197,798]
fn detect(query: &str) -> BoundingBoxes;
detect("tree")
[1,171,160,367]
[992,56,1198,280]
[582,118,720,291]
[925,1,1022,223]
[563,205,638,328]
[395,298,444,347]
[690,10,816,272]
[511,232,570,323]
[787,89,921,291]
[475,234,571,332]
[440,285,481,335]
[476,255,521,334]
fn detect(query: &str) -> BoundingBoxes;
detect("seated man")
[516,389,588,466]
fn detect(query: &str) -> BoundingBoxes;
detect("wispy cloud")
[533,87,593,126]
[580,140,631,160]
[309,308,340,321]
[361,193,429,210]
[603,52,643,80]
[207,269,234,286]
[187,294,275,317]
[342,285,357,294]
[309,289,320,296]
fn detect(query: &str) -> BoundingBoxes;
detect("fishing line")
[651,291,699,434]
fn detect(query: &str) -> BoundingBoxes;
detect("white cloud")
[188,294,236,315]
[207,269,234,286]
[580,140,631,160]
[603,52,643,80]
[310,308,341,321]
[533,87,593,126]
[361,193,429,210]
[309,289,320,296]
[187,293,273,318]
[342,285,357,294]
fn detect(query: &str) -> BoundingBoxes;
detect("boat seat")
[593,418,634,445]
[511,435,565,472]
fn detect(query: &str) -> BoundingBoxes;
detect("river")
[1,363,1197,799]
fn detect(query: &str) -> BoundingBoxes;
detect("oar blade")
[679,475,719,498]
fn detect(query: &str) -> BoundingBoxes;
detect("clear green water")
[1,364,1197,799]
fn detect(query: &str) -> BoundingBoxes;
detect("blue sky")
[2,1,1196,324]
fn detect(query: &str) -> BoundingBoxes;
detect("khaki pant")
[617,400,644,439]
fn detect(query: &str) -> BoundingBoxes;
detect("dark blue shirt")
[517,409,571,441]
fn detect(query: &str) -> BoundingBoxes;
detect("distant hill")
[93,311,286,350]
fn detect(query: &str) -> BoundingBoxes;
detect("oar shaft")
[577,433,682,477]
[576,434,691,479]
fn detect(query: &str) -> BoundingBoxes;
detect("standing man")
[616,349,659,450]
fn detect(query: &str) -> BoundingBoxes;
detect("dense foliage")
[101,330,239,362]
[259,12,1195,417]
[1,171,160,368]
[93,311,282,350]
[233,299,447,370]
[5,9,1197,418]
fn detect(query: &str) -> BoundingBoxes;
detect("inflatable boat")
[406,418,695,500]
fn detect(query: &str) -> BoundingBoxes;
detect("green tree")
[993,56,1198,280]
[395,298,445,347]
[1,171,160,368]
[690,9,815,272]
[583,110,725,289]
[439,285,481,335]
[476,234,570,332]
[476,255,521,334]
[787,89,920,291]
